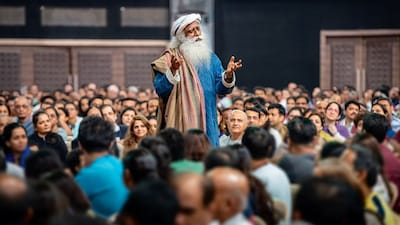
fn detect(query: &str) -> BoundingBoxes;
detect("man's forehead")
[184,21,200,31]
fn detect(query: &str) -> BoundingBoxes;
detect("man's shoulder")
[253,162,287,178]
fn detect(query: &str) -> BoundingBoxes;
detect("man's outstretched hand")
[225,56,243,79]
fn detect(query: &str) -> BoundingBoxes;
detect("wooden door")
[320,30,400,91]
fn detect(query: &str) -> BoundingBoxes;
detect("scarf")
[151,48,206,133]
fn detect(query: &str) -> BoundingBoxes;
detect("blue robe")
[154,52,234,146]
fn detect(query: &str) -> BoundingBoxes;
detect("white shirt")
[222,213,252,225]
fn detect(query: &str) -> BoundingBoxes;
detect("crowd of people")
[1,12,400,225]
[0,80,399,225]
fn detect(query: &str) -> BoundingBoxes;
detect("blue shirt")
[5,146,31,168]
[154,52,234,146]
[76,154,129,218]
[20,118,34,137]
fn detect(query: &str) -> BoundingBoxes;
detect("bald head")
[0,174,27,197]
[0,174,29,224]
[173,173,215,225]
[206,168,249,223]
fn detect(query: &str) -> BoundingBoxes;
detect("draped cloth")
[151,48,206,133]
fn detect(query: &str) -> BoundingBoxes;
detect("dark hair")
[121,97,137,104]
[229,144,253,173]
[268,103,286,116]
[372,96,392,106]
[27,180,69,225]
[295,177,365,225]
[41,170,90,214]
[2,123,27,155]
[320,142,346,159]
[45,106,59,119]
[64,101,78,110]
[2,123,27,143]
[184,129,211,162]
[118,107,137,125]
[353,111,366,129]
[344,100,360,110]
[119,180,179,225]
[362,112,390,143]
[65,150,83,176]
[242,127,275,159]
[350,132,393,200]
[139,136,172,181]
[32,110,49,127]
[244,97,262,108]
[78,96,90,117]
[287,106,304,117]
[232,96,244,104]
[78,116,114,152]
[100,104,116,114]
[307,111,325,127]
[253,86,266,93]
[287,117,316,145]
[371,103,388,116]
[325,101,343,118]
[0,101,11,116]
[244,107,261,118]
[40,95,56,105]
[124,147,159,184]
[158,128,184,161]
[57,107,69,118]
[89,95,105,107]
[350,133,384,171]
[48,214,108,225]
[0,152,5,171]
[348,144,379,188]
[25,149,64,179]
[295,95,309,104]
[204,147,237,172]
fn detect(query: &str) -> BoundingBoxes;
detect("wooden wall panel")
[77,50,112,88]
[0,51,21,90]
[365,38,393,89]
[124,46,164,88]
[33,48,69,91]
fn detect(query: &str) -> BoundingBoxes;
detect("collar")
[114,124,120,132]
[222,213,249,225]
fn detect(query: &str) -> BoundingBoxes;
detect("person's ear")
[124,169,134,189]
[357,170,367,183]
[287,138,292,148]
[312,135,319,145]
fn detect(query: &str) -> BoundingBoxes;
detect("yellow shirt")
[365,192,397,225]
[318,130,335,142]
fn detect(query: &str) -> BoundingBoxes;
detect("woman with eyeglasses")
[323,101,350,142]
[28,110,68,162]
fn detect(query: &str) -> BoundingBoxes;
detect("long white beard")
[174,34,211,69]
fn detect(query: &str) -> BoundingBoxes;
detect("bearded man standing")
[152,13,242,146]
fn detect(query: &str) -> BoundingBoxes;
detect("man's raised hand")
[225,56,243,78]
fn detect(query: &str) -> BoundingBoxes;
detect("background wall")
[1,0,400,91]
[215,0,400,91]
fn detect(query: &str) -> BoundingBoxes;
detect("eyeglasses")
[327,108,339,113]
[15,105,29,109]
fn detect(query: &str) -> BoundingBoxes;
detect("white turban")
[170,13,201,37]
